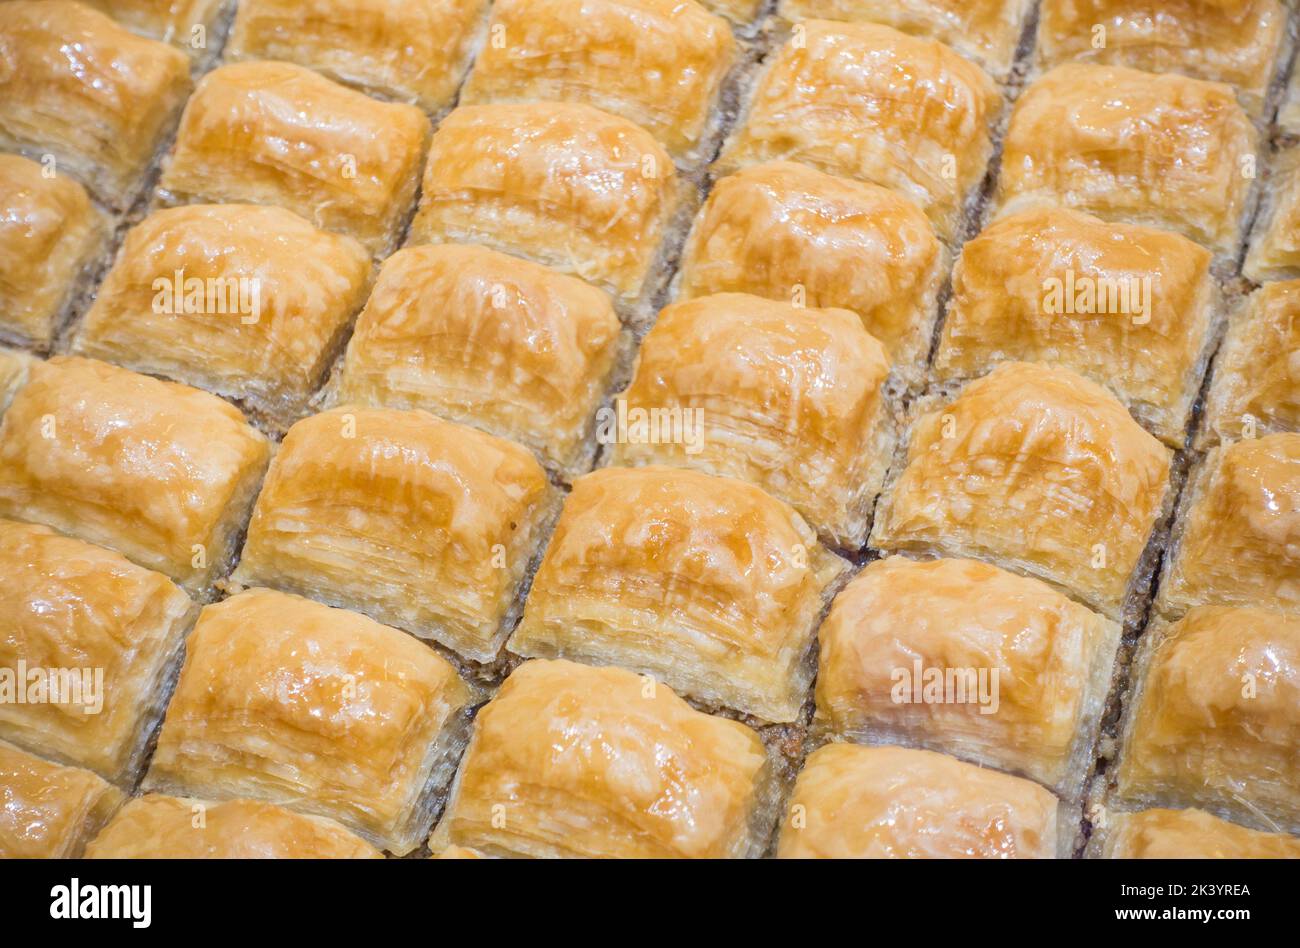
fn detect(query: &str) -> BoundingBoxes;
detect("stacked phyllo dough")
[0,0,1297,862]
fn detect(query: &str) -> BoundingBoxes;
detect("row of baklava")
[1,0,1298,858]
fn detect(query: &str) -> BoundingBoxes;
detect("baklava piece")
[511,465,848,722]
[432,660,772,858]
[1115,606,1300,834]
[336,243,621,478]
[676,161,944,381]
[81,0,229,53]
[935,206,1217,446]
[0,520,195,782]
[993,63,1258,257]
[776,744,1060,858]
[233,406,555,663]
[226,0,486,113]
[0,1,191,207]
[146,588,475,855]
[0,154,105,349]
[86,795,382,859]
[158,61,430,257]
[0,740,123,858]
[1157,434,1300,617]
[815,556,1120,799]
[1037,0,1286,115]
[1201,281,1300,447]
[717,20,1001,241]
[0,347,34,414]
[610,292,893,549]
[460,0,735,166]
[997,63,1256,255]
[1245,148,1300,283]
[0,357,270,595]
[778,0,1033,78]
[1097,808,1300,859]
[409,102,679,302]
[871,361,1172,622]
[73,204,371,430]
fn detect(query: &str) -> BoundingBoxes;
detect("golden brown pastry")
[1098,807,1300,859]
[0,357,270,595]
[510,465,848,722]
[779,0,1033,77]
[1115,606,1300,834]
[0,520,195,782]
[233,406,555,663]
[815,556,1120,799]
[336,243,621,477]
[0,1,192,207]
[1157,434,1300,617]
[1037,0,1286,115]
[431,659,772,858]
[1244,148,1300,283]
[610,293,893,549]
[433,844,486,858]
[0,347,34,414]
[996,64,1256,255]
[81,0,229,51]
[935,206,1217,446]
[0,154,105,348]
[72,204,372,430]
[0,740,123,858]
[871,362,1172,622]
[86,795,383,858]
[716,20,1001,241]
[146,588,475,855]
[776,744,1060,858]
[409,102,679,301]
[676,161,944,379]
[226,0,486,113]
[1201,282,1300,447]
[158,61,431,257]
[460,0,735,164]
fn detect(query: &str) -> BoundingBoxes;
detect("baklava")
[717,20,1001,241]
[675,161,945,381]
[609,292,894,549]
[935,206,1218,446]
[226,0,486,114]
[0,519,196,783]
[1036,0,1287,115]
[1096,807,1300,859]
[86,795,383,859]
[871,361,1172,622]
[158,61,431,257]
[510,465,848,722]
[1200,281,1300,447]
[1114,605,1300,834]
[1157,433,1300,617]
[0,0,192,208]
[72,204,372,430]
[409,102,680,302]
[814,556,1120,800]
[431,659,773,858]
[232,406,555,663]
[0,357,270,595]
[0,347,34,414]
[0,739,123,858]
[0,154,105,349]
[335,243,622,478]
[1245,147,1300,283]
[460,0,735,166]
[146,588,475,855]
[81,0,230,53]
[776,744,1060,859]
[777,0,1033,78]
[996,63,1256,256]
